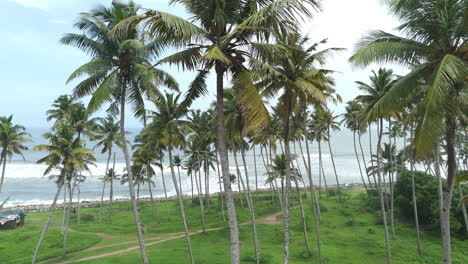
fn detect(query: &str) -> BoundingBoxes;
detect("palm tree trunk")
[100,149,112,225]
[177,166,183,195]
[191,169,194,200]
[377,118,391,264]
[318,141,328,196]
[458,185,468,234]
[61,182,67,234]
[233,151,245,208]
[216,65,240,264]
[160,157,170,220]
[168,141,195,264]
[293,177,312,255]
[388,119,395,239]
[359,133,374,189]
[216,150,226,222]
[196,155,206,232]
[282,91,293,264]
[77,183,81,226]
[205,153,210,207]
[148,181,159,224]
[304,132,321,219]
[369,125,378,189]
[240,147,261,264]
[32,180,64,264]
[109,152,115,225]
[0,155,7,193]
[410,125,422,255]
[99,148,112,224]
[120,85,148,264]
[253,145,259,196]
[63,183,73,255]
[353,132,368,192]
[441,116,456,264]
[327,128,341,199]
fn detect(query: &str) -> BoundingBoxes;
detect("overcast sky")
[0,0,405,129]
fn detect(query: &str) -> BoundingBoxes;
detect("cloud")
[7,0,91,11]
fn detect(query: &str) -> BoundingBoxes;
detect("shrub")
[80,214,95,222]
[395,169,468,234]
[367,228,376,234]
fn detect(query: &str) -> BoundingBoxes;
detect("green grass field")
[1,190,467,264]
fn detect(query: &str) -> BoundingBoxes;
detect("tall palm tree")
[61,2,178,261]
[94,115,122,224]
[0,115,30,193]
[142,92,194,263]
[251,33,338,263]
[32,124,95,263]
[173,154,184,194]
[118,2,320,261]
[342,100,370,192]
[355,68,397,264]
[350,1,467,262]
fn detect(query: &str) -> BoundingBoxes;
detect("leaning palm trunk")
[61,183,67,233]
[216,66,240,264]
[318,141,328,196]
[196,156,206,232]
[32,180,64,264]
[168,141,195,264]
[0,155,7,193]
[304,133,321,219]
[119,86,148,264]
[327,128,341,199]
[377,119,391,264]
[233,151,245,208]
[204,153,210,207]
[77,183,81,225]
[353,132,368,192]
[253,145,259,197]
[240,147,261,264]
[63,183,73,255]
[177,166,183,195]
[359,133,375,189]
[148,174,159,225]
[100,149,112,225]
[410,126,422,255]
[293,177,312,255]
[159,157,170,220]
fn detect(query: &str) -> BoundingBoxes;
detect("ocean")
[0,126,390,208]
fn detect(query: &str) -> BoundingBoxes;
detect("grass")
[1,190,467,264]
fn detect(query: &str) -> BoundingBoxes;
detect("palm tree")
[142,92,195,263]
[350,1,467,262]
[0,115,31,193]
[251,33,338,263]
[223,87,261,263]
[61,2,178,261]
[32,124,95,263]
[173,155,184,194]
[94,115,122,224]
[342,100,370,192]
[355,68,397,264]
[118,2,320,261]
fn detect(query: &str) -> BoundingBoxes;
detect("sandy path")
[48,211,283,264]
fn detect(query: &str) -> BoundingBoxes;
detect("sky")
[0,0,405,129]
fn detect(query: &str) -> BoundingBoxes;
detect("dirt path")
[48,211,283,264]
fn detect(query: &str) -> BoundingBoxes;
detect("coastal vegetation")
[0,0,466,264]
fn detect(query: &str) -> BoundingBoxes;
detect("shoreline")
[0,183,364,213]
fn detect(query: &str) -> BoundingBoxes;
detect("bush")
[367,228,376,234]
[80,214,95,222]
[395,169,468,234]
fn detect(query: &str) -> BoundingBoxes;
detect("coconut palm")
[173,155,184,194]
[355,68,397,264]
[0,115,31,193]
[223,87,261,263]
[117,2,321,261]
[61,2,178,261]
[141,92,195,263]
[94,115,123,224]
[350,1,467,261]
[251,32,338,263]
[32,124,95,263]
